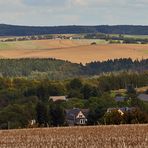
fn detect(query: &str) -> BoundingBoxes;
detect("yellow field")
[0,125,148,148]
[0,39,148,64]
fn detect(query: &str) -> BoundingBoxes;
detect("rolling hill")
[0,40,147,64]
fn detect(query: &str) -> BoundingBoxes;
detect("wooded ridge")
[1,24,148,36]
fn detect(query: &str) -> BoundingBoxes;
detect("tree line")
[0,58,147,79]
[1,24,148,36]
[84,33,148,44]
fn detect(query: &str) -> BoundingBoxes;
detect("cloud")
[22,0,69,7]
[0,0,148,26]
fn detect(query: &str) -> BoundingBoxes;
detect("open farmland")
[0,39,148,64]
[0,125,148,148]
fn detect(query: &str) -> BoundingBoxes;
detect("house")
[107,107,135,116]
[69,37,73,40]
[107,108,117,113]
[107,107,125,116]
[114,96,127,102]
[49,96,67,102]
[137,94,148,102]
[65,108,89,126]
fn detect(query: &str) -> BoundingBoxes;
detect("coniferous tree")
[36,101,48,127]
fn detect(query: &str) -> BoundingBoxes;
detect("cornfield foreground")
[0,125,148,148]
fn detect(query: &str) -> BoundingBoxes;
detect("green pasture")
[79,39,108,44]
[110,34,148,39]
[0,42,15,50]
[0,40,42,50]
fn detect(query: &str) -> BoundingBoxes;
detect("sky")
[0,0,148,26]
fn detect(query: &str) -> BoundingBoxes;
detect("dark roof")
[119,107,135,112]
[138,94,148,101]
[107,108,117,112]
[65,108,89,120]
[114,96,126,102]
[107,107,136,113]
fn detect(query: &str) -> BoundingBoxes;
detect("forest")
[0,71,148,129]
[1,24,148,36]
[0,58,147,129]
[0,58,147,79]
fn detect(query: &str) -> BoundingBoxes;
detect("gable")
[66,108,89,121]
[76,111,85,119]
[118,109,124,116]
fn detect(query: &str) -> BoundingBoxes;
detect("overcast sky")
[0,0,148,26]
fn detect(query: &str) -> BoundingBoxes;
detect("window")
[79,115,83,118]
[80,119,85,124]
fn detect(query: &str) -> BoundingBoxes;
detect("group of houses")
[108,93,148,116]
[30,93,148,127]
[49,94,148,126]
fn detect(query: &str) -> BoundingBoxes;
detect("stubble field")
[0,39,148,64]
[0,124,148,148]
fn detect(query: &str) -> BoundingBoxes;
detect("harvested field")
[0,39,148,64]
[0,125,148,148]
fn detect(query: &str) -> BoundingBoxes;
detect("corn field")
[0,124,148,148]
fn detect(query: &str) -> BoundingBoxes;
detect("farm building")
[137,94,148,102]
[65,108,89,126]
[49,96,67,102]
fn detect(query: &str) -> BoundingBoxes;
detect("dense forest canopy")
[0,58,147,129]
[0,58,147,79]
[0,71,148,129]
[1,24,148,36]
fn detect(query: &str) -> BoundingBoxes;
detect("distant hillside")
[0,58,147,79]
[1,24,148,36]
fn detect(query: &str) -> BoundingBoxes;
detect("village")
[0,34,82,42]
[29,90,148,127]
